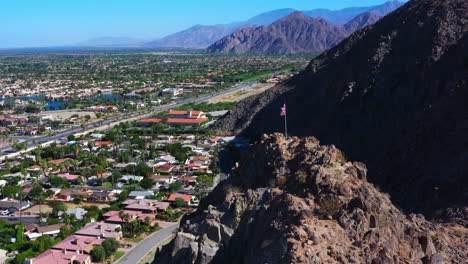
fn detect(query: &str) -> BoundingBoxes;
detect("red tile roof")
[49,158,72,166]
[31,249,90,264]
[95,141,112,147]
[167,118,207,124]
[139,118,163,123]
[167,193,192,203]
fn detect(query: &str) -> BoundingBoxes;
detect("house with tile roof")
[27,249,91,264]
[75,222,122,240]
[52,235,103,254]
[122,199,170,213]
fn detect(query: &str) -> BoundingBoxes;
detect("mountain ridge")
[144,1,404,48]
[206,11,381,54]
[213,0,468,224]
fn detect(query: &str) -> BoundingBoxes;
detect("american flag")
[280,104,286,117]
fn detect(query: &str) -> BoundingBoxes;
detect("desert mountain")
[156,134,467,263]
[214,0,468,225]
[207,11,381,54]
[144,25,234,48]
[145,1,403,48]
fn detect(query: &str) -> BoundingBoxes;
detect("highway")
[0,81,256,160]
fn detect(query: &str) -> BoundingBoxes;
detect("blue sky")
[1,0,402,48]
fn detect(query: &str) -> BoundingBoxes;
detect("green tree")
[102,238,120,256]
[195,174,213,199]
[91,245,107,262]
[168,182,182,193]
[174,197,186,208]
[139,178,154,190]
[118,190,129,202]
[49,176,66,187]
[3,185,20,198]
[47,200,68,216]
[34,235,53,252]
[30,185,43,198]
[134,162,152,176]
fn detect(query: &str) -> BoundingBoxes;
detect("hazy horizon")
[1,0,405,48]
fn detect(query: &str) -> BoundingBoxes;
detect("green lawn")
[102,182,113,187]
[128,237,144,243]
[113,251,125,260]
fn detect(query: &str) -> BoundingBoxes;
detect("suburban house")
[138,118,163,125]
[122,199,170,213]
[191,156,210,165]
[162,88,184,96]
[157,154,176,163]
[52,235,103,254]
[177,176,198,187]
[94,141,112,147]
[120,175,143,184]
[168,110,206,119]
[75,222,122,240]
[87,191,116,203]
[25,223,65,240]
[103,210,156,225]
[55,189,91,201]
[48,158,72,167]
[166,110,208,125]
[167,193,198,206]
[149,175,176,189]
[128,191,154,200]
[27,249,91,264]
[0,199,31,213]
[57,173,81,184]
[60,207,88,220]
[153,163,174,173]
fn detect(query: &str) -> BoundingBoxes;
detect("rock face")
[213,0,468,223]
[156,134,467,264]
[207,11,381,55]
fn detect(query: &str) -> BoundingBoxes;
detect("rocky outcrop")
[207,11,382,55]
[156,134,467,264]
[213,0,468,224]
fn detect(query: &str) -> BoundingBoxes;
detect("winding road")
[115,223,180,264]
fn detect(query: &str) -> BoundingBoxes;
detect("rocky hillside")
[156,134,467,264]
[214,0,468,224]
[207,11,381,55]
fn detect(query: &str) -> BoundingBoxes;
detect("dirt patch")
[209,83,275,103]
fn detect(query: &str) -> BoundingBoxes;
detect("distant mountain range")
[144,0,404,48]
[76,37,141,47]
[77,1,404,49]
[206,11,381,54]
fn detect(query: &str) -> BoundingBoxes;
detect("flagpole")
[284,103,288,138]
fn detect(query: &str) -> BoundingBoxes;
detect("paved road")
[0,81,256,160]
[116,223,180,264]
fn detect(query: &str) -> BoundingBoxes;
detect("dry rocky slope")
[207,11,381,55]
[156,134,467,264]
[213,0,468,225]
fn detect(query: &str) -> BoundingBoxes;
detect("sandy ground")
[209,83,275,103]
[21,202,110,215]
[39,111,97,120]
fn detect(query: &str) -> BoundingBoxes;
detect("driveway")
[115,223,179,264]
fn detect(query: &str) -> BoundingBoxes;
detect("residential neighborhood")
[0,110,243,264]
